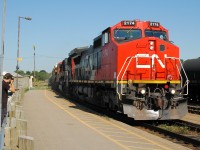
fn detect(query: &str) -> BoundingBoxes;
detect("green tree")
[25,71,31,75]
[15,70,50,81]
[34,70,50,81]
[15,70,25,76]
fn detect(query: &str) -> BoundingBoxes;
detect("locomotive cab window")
[102,32,109,46]
[145,30,168,41]
[114,29,142,43]
[102,27,110,46]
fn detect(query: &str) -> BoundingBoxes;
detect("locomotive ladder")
[116,55,189,100]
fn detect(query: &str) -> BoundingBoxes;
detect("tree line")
[15,70,50,81]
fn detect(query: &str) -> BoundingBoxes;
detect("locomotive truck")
[51,20,189,120]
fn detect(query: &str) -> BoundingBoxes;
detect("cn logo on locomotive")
[136,54,166,69]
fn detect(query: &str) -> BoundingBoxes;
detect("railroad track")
[141,121,200,148]
[112,118,200,148]
[90,107,200,149]
[188,105,200,114]
[171,120,200,132]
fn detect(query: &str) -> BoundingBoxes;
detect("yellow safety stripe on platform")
[69,80,180,84]
[44,90,171,150]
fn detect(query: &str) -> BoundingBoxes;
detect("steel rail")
[141,122,200,147]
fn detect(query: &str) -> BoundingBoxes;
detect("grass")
[158,124,189,134]
[24,87,29,93]
[31,81,50,90]
[101,115,110,120]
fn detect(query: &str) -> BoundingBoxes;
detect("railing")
[116,56,136,100]
[0,89,34,150]
[116,54,189,100]
[165,56,189,95]
[0,96,11,149]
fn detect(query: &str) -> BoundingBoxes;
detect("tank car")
[51,20,189,120]
[183,58,200,104]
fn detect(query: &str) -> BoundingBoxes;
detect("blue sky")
[0,0,200,73]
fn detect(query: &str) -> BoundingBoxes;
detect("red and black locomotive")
[51,20,189,120]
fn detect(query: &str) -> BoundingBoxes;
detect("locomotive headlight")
[149,41,154,50]
[140,89,146,95]
[150,46,154,50]
[170,89,176,95]
[149,41,154,45]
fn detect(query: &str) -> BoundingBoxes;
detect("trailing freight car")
[183,58,200,104]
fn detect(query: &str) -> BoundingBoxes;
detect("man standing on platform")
[1,73,15,125]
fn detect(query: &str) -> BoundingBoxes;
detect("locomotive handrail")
[117,55,154,98]
[117,56,132,82]
[117,55,154,99]
[121,56,136,82]
[176,64,183,87]
[177,58,189,94]
[165,56,189,95]
[117,55,189,100]
[116,56,135,99]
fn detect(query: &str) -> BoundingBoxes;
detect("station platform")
[23,90,191,150]
[182,112,200,125]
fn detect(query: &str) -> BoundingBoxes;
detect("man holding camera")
[1,73,15,125]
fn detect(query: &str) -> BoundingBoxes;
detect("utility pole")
[0,0,7,129]
[33,45,35,86]
[16,16,32,89]
[16,16,20,89]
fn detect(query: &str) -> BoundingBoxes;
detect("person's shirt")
[2,80,10,107]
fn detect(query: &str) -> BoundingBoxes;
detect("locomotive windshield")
[114,29,142,43]
[145,30,168,41]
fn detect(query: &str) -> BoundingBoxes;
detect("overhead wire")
[4,53,63,60]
